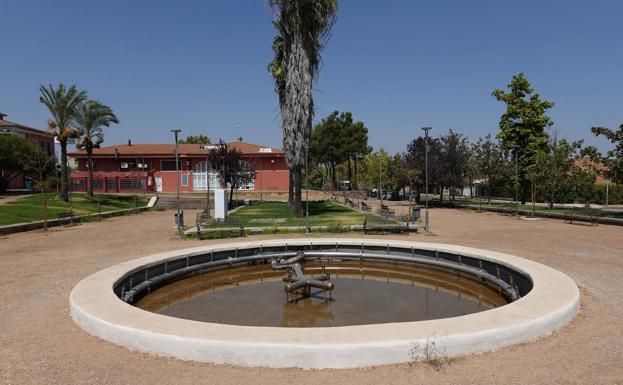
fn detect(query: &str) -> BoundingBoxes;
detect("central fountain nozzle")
[271,251,334,300]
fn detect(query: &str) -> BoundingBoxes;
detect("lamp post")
[305,148,310,233]
[422,127,432,234]
[378,156,382,215]
[206,156,211,218]
[171,129,182,237]
[514,147,519,217]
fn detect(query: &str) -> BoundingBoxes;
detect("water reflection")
[137,261,507,327]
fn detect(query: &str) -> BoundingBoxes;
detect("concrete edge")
[69,239,580,369]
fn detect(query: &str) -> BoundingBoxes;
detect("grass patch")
[0,193,148,226]
[213,200,393,228]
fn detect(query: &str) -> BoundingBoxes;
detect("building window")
[119,179,145,190]
[238,180,255,190]
[160,160,182,171]
[181,174,189,187]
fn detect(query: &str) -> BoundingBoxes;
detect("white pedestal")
[214,188,228,219]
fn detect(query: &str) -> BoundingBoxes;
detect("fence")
[70,176,149,193]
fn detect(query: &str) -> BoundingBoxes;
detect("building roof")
[68,141,284,158]
[0,115,52,137]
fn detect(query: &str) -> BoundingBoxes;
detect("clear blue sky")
[1,0,621,153]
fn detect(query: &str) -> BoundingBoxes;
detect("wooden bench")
[565,206,601,226]
[381,204,395,216]
[57,211,80,226]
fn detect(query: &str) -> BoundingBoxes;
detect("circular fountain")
[70,239,579,368]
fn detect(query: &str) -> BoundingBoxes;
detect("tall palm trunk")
[60,139,69,202]
[282,31,313,217]
[86,146,94,198]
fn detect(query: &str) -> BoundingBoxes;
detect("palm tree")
[73,100,119,197]
[39,84,87,201]
[269,0,338,216]
[268,34,295,205]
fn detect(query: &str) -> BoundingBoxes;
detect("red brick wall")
[73,154,289,193]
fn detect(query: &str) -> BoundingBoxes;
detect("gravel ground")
[1,208,622,385]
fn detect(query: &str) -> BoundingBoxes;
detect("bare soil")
[1,208,622,385]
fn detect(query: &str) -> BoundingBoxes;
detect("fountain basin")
[69,238,579,368]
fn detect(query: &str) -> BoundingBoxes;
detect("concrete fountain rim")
[69,238,580,369]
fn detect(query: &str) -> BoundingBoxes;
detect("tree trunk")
[347,157,352,188]
[229,184,235,208]
[60,139,69,202]
[86,146,94,198]
[293,166,303,217]
[288,170,294,206]
[354,156,359,191]
[439,185,444,205]
[281,28,313,212]
[331,162,337,189]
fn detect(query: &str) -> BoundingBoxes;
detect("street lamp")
[378,156,382,215]
[171,129,182,237]
[422,127,432,234]
[514,147,519,217]
[305,149,310,233]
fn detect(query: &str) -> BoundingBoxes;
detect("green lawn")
[223,200,394,228]
[0,193,148,226]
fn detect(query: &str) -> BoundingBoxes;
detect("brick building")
[0,112,55,190]
[68,140,289,193]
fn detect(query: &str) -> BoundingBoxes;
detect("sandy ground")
[1,208,622,385]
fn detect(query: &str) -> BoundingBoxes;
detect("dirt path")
[0,193,33,205]
[1,208,621,384]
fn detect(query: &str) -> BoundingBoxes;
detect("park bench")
[363,219,411,234]
[57,211,80,226]
[360,201,371,212]
[381,204,395,216]
[345,198,356,208]
[565,205,601,226]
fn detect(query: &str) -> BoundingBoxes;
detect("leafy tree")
[39,83,88,201]
[387,153,419,200]
[73,100,119,197]
[0,135,40,193]
[310,111,369,189]
[591,123,623,184]
[179,135,211,145]
[269,0,338,217]
[0,135,38,172]
[345,120,371,189]
[578,145,602,162]
[438,130,470,201]
[358,149,391,193]
[492,73,554,203]
[206,140,254,207]
[529,137,595,208]
[311,111,347,188]
[404,136,443,202]
[472,134,506,203]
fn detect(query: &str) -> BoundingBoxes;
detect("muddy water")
[137,261,508,327]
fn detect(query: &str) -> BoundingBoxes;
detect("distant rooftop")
[0,112,52,137]
[69,141,283,157]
